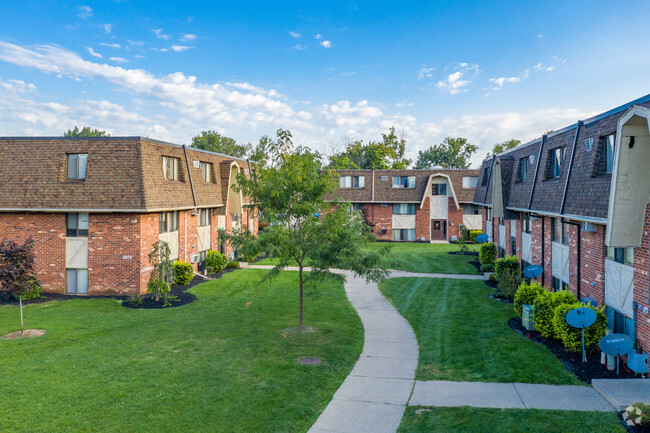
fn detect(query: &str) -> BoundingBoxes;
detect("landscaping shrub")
[128,295,143,306]
[15,280,43,301]
[494,256,521,299]
[205,250,228,273]
[469,230,481,243]
[552,302,608,352]
[625,402,650,428]
[479,242,496,265]
[480,263,494,273]
[173,261,194,285]
[513,280,545,317]
[533,290,577,338]
[226,260,240,269]
[242,253,260,263]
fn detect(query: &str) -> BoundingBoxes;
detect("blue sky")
[1,1,649,167]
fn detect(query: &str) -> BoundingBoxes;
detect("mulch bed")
[508,317,640,383]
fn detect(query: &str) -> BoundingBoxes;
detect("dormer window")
[67,154,88,180]
[518,158,527,182]
[462,176,478,188]
[392,176,415,188]
[481,167,490,185]
[162,156,180,180]
[340,175,365,188]
[548,147,566,179]
[199,162,213,182]
[432,183,447,196]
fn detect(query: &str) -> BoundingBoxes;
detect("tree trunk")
[299,266,304,330]
[19,295,24,335]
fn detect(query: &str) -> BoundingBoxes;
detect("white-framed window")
[522,213,531,234]
[607,247,633,265]
[552,277,568,292]
[380,203,388,207]
[552,218,569,246]
[339,175,365,188]
[432,183,447,196]
[67,213,89,237]
[392,203,416,215]
[463,204,480,215]
[393,229,415,241]
[518,158,527,182]
[462,176,479,188]
[198,209,211,227]
[549,147,566,179]
[351,203,365,212]
[603,134,616,174]
[66,269,88,294]
[392,176,415,188]
[67,154,88,180]
[159,211,179,233]
[199,162,212,182]
[162,156,180,181]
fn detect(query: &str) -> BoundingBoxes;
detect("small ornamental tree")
[234,129,390,330]
[0,238,42,335]
[147,240,174,307]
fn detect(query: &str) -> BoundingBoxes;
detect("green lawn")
[0,269,363,433]
[380,277,581,384]
[257,242,481,275]
[398,407,624,433]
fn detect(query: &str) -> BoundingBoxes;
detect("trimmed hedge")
[552,303,608,353]
[480,263,495,273]
[469,230,482,243]
[513,280,545,317]
[226,260,240,269]
[173,261,194,285]
[494,256,521,299]
[533,290,577,338]
[206,250,228,273]
[479,242,496,265]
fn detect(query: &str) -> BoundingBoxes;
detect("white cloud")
[534,63,555,72]
[153,28,170,40]
[436,63,479,94]
[109,56,127,63]
[537,34,544,39]
[339,71,357,77]
[171,45,194,52]
[134,54,145,59]
[418,67,434,79]
[320,40,332,48]
[294,44,306,51]
[181,33,197,41]
[100,42,121,48]
[86,47,102,58]
[396,100,413,108]
[289,31,301,39]
[315,34,322,40]
[103,24,112,34]
[78,6,92,18]
[489,76,520,88]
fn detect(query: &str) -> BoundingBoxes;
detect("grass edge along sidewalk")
[0,269,363,433]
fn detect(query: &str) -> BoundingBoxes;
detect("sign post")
[565,307,597,363]
[599,333,634,375]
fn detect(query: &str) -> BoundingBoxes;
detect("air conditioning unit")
[522,304,535,331]
[190,254,199,263]
[580,222,597,232]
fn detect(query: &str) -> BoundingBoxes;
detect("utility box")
[627,351,649,374]
[522,304,535,331]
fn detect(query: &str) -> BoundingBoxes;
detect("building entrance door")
[431,219,447,240]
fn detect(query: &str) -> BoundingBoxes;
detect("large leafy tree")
[64,126,110,137]
[235,129,389,329]
[487,139,520,158]
[328,127,411,169]
[191,130,251,158]
[0,238,41,335]
[414,137,478,169]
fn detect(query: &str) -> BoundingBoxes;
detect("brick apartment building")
[0,137,257,296]
[334,168,480,242]
[473,93,650,354]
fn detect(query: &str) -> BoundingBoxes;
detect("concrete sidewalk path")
[592,379,650,410]
[307,273,419,433]
[410,380,613,411]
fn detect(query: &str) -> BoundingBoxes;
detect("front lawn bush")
[226,260,240,269]
[480,263,494,273]
[552,303,608,352]
[513,280,545,317]
[205,250,228,273]
[469,230,482,243]
[173,261,194,285]
[533,290,577,338]
[479,242,496,265]
[494,256,521,299]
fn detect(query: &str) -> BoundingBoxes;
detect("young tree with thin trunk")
[234,129,389,330]
[0,238,41,335]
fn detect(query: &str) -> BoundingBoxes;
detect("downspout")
[560,121,583,214]
[183,145,198,209]
[564,219,581,300]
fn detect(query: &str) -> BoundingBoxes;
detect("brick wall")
[482,207,488,235]
[370,204,392,240]
[542,217,553,290]
[634,204,650,353]
[515,219,523,261]
[0,212,66,292]
[88,214,141,295]
[447,198,463,240]
[178,210,200,269]
[578,225,606,307]
[139,213,159,294]
[416,198,430,241]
